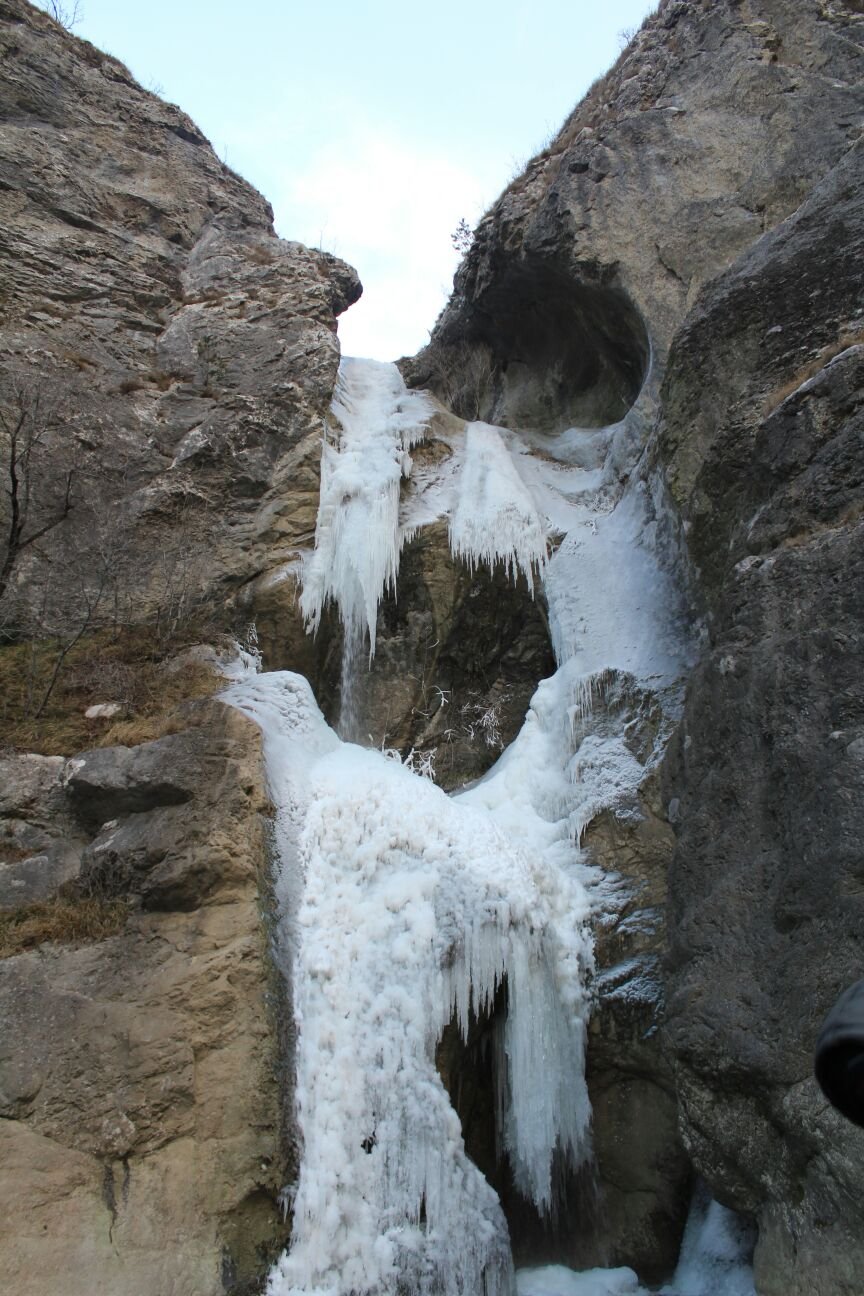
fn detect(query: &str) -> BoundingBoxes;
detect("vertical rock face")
[0,0,360,620]
[659,142,864,1296]
[417,0,864,1289]
[0,3,357,1293]
[415,0,863,428]
[0,703,289,1296]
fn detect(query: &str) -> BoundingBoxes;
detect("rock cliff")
[415,0,864,1292]
[2,0,864,1293]
[0,0,359,627]
[659,141,864,1295]
[0,0,356,1290]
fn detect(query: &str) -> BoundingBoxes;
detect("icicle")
[222,669,594,1296]
[299,358,435,657]
[448,423,547,590]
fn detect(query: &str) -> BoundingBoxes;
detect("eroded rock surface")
[0,0,359,630]
[660,140,864,1295]
[412,0,864,433]
[0,3,352,1291]
[0,701,289,1296]
[410,0,864,1287]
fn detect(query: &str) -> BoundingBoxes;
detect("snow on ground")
[517,1265,644,1296]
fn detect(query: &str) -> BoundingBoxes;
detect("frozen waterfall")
[299,357,435,657]
[224,357,708,1296]
[222,668,593,1296]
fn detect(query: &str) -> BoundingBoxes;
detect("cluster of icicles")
[224,666,592,1296]
[224,358,750,1296]
[225,359,596,1296]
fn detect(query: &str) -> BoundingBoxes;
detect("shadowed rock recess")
[1,0,864,1293]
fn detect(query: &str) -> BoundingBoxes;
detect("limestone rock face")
[660,140,864,1295]
[415,0,864,1287]
[414,0,864,432]
[0,701,289,1296]
[0,0,360,626]
[0,3,356,1291]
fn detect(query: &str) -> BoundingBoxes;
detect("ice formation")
[299,357,434,656]
[226,357,709,1296]
[515,1184,756,1296]
[224,667,593,1296]
[448,422,548,590]
[658,1185,757,1296]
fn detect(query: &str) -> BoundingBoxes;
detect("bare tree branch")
[0,379,77,605]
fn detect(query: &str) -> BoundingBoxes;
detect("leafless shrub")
[0,375,77,606]
[420,337,496,422]
[43,1,83,31]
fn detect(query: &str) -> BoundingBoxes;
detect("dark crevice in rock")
[411,253,649,432]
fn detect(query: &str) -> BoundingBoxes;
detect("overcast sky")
[50,0,656,360]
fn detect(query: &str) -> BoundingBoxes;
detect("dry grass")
[145,367,175,391]
[62,350,97,371]
[247,243,276,266]
[764,328,864,416]
[0,625,224,756]
[0,896,128,959]
[0,841,39,864]
[114,368,179,395]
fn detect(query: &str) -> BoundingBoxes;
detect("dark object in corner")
[815,980,864,1127]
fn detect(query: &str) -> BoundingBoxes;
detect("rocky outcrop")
[0,0,359,632]
[0,700,289,1296]
[0,2,358,1291]
[0,753,85,903]
[414,0,864,1289]
[413,0,863,433]
[660,139,864,1295]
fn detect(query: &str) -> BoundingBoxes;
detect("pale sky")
[45,0,657,360]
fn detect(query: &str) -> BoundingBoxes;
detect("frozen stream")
[224,359,753,1296]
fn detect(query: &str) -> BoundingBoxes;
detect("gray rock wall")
[0,0,359,631]
[419,0,864,1289]
[0,3,358,1291]
[660,141,864,1295]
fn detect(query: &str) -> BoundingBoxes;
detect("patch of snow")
[517,1264,644,1296]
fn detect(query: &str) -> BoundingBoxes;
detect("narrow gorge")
[1,2,863,1295]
